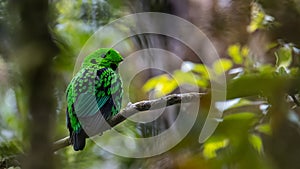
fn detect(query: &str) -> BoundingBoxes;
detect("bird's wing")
[73,67,113,118]
[75,93,110,117]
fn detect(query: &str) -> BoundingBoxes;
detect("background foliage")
[1,0,300,169]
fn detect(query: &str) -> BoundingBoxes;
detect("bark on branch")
[53,92,205,152]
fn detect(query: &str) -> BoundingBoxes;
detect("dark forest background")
[1,0,300,169]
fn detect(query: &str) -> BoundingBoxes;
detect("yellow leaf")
[213,59,233,75]
[156,79,178,97]
[142,74,170,92]
[203,139,229,159]
[241,46,249,57]
[228,44,243,64]
[193,64,209,79]
[275,46,292,68]
[143,74,179,97]
[173,70,208,88]
[173,70,198,86]
[247,2,266,33]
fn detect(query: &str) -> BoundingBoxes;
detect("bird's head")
[82,48,123,70]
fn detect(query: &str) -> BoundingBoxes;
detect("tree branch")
[53,92,204,152]
[291,94,300,107]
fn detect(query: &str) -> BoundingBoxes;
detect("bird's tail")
[71,129,87,151]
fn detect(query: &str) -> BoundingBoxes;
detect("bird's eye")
[101,54,106,58]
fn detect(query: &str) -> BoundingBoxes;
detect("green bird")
[66,48,123,151]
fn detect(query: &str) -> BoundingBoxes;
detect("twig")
[53,136,71,152]
[53,92,204,152]
[291,94,300,107]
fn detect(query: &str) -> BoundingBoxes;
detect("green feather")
[66,48,123,134]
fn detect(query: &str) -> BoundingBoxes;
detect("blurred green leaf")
[227,73,290,99]
[0,140,23,158]
[255,123,272,135]
[266,42,279,50]
[257,64,276,74]
[223,112,256,121]
[275,46,292,68]
[290,67,300,76]
[277,66,288,76]
[208,112,258,143]
[249,134,263,154]
[227,99,251,109]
